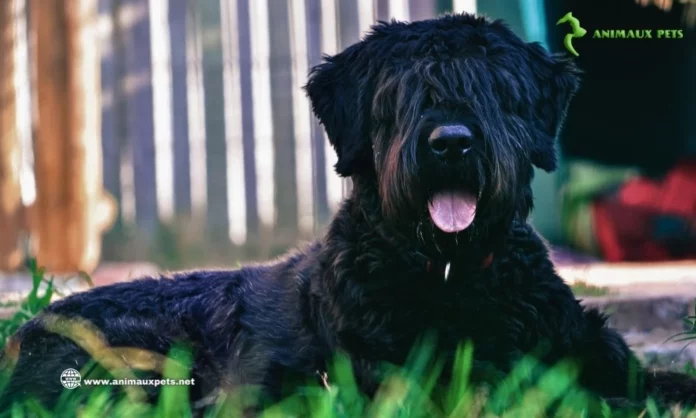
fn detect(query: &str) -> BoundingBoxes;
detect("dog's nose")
[428,125,472,159]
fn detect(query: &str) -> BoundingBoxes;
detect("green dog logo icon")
[556,12,586,57]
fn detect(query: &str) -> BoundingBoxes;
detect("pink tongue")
[428,191,477,233]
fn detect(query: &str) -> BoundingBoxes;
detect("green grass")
[0,259,55,348]
[0,262,694,417]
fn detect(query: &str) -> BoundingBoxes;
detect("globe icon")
[60,368,81,389]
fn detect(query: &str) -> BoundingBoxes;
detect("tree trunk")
[31,0,115,273]
[0,0,23,271]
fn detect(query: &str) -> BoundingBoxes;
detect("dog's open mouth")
[427,190,477,233]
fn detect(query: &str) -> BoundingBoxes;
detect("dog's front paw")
[646,370,696,407]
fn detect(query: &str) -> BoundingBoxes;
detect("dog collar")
[425,252,494,281]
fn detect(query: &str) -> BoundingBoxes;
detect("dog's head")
[305,14,579,254]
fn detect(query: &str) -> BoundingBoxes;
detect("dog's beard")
[422,152,488,235]
[376,135,529,257]
[379,142,481,252]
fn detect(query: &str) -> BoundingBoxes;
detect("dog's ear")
[304,49,371,177]
[525,43,580,172]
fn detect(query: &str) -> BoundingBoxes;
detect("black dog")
[2,13,696,412]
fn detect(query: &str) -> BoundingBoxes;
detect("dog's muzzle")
[426,124,478,234]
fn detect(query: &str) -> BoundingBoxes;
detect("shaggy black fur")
[2,13,696,413]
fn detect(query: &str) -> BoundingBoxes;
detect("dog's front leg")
[577,308,696,408]
[644,370,696,406]
[350,357,382,397]
[574,320,645,401]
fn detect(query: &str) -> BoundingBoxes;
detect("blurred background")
[0,0,694,280]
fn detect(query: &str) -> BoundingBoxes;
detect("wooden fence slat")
[304,0,330,229]
[0,0,23,271]
[318,0,344,213]
[237,0,260,239]
[288,0,315,238]
[98,0,120,202]
[183,2,207,221]
[199,0,229,242]
[149,0,174,221]
[219,0,246,245]
[248,0,275,252]
[338,0,361,49]
[387,0,410,21]
[268,0,298,243]
[336,0,363,198]
[376,0,390,21]
[120,0,158,233]
[357,0,373,35]
[169,0,191,216]
[31,0,115,273]
[99,0,125,252]
[409,0,437,20]
[452,0,477,14]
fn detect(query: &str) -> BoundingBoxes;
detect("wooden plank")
[452,0,477,13]
[335,0,368,198]
[338,0,361,47]
[288,0,315,238]
[318,0,344,213]
[149,0,174,222]
[375,0,415,22]
[304,0,330,229]
[119,0,158,233]
[98,0,121,204]
[268,0,298,242]
[237,0,259,238]
[31,0,115,273]
[376,0,390,21]
[183,1,207,220]
[388,0,410,21]
[248,0,275,254]
[409,0,437,20]
[169,0,191,216]
[198,0,229,242]
[219,0,247,245]
[559,261,696,287]
[99,0,125,250]
[0,0,23,271]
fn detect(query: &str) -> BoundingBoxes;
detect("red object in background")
[592,159,696,262]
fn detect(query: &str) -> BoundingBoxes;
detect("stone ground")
[0,253,695,371]
[557,259,696,371]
